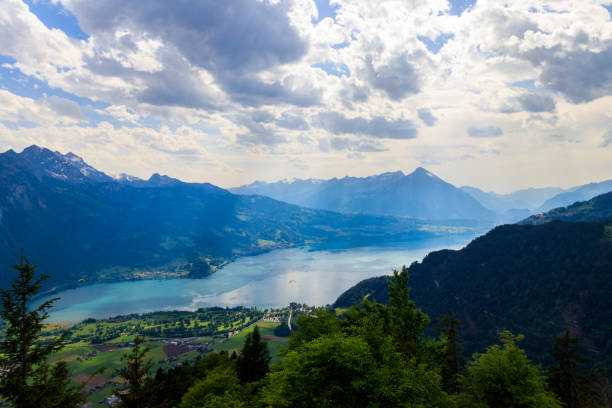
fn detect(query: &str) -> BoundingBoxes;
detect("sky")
[1,0,612,192]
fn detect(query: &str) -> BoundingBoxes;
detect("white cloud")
[0,90,84,124]
[1,0,612,191]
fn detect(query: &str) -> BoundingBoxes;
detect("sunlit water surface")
[40,237,470,323]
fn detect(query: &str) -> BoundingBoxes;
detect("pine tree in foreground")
[236,325,270,383]
[437,313,464,393]
[547,329,607,408]
[0,251,84,408]
[117,335,153,408]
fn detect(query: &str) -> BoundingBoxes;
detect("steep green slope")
[522,191,612,224]
[335,220,612,375]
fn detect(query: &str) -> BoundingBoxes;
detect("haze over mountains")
[232,169,612,222]
[232,168,497,221]
[2,144,612,293]
[0,146,466,291]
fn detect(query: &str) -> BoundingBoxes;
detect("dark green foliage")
[145,363,199,408]
[287,309,341,350]
[179,367,243,408]
[263,270,450,407]
[236,325,270,383]
[333,275,391,306]
[438,314,464,393]
[334,220,612,376]
[273,321,291,337]
[457,332,561,408]
[0,255,84,407]
[547,330,607,408]
[387,265,430,359]
[35,361,86,408]
[117,335,154,408]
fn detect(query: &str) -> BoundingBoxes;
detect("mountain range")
[0,146,471,291]
[536,179,612,213]
[231,168,498,222]
[232,170,612,222]
[334,191,612,375]
[459,186,563,214]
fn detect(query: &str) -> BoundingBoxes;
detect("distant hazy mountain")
[522,190,612,225]
[231,168,497,222]
[0,146,461,291]
[460,186,563,213]
[334,219,612,375]
[537,179,612,213]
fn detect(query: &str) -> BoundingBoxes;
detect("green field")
[32,307,305,406]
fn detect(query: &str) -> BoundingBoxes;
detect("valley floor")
[36,306,304,407]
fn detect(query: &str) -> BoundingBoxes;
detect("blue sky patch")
[449,0,477,16]
[510,79,536,90]
[312,61,350,78]
[417,33,455,54]
[312,0,340,24]
[24,0,89,40]
[331,42,350,50]
[603,4,612,19]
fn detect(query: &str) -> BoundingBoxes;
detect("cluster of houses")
[76,350,98,362]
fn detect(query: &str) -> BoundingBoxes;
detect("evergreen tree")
[117,335,153,408]
[547,330,605,408]
[437,314,463,393]
[387,265,430,360]
[0,252,84,408]
[457,331,561,408]
[236,326,270,383]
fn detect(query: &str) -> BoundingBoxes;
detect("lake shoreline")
[36,232,478,300]
[36,236,474,324]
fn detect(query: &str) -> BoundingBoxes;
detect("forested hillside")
[522,191,612,224]
[335,220,612,376]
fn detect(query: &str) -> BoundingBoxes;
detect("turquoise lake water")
[40,237,470,323]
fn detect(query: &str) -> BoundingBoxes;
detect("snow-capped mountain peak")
[19,145,113,183]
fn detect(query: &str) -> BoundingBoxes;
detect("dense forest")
[335,219,612,377]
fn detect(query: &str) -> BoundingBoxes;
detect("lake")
[41,237,471,323]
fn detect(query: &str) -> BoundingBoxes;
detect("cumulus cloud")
[517,92,556,113]
[276,112,310,130]
[316,112,417,139]
[234,110,286,147]
[99,105,140,124]
[65,0,315,108]
[329,137,387,152]
[418,108,437,126]
[601,130,612,148]
[468,126,503,138]
[364,53,423,100]
[0,90,84,125]
[533,47,612,104]
[3,0,612,189]
[43,95,85,121]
